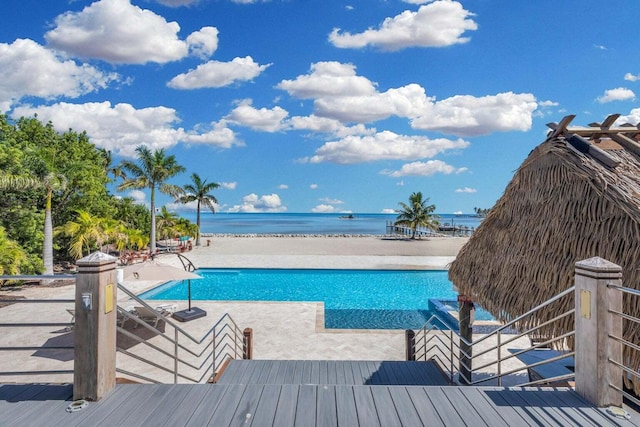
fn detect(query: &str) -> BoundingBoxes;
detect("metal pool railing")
[116,283,250,384]
[0,275,76,381]
[606,283,640,408]
[409,286,576,387]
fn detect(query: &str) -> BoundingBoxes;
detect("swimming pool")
[140,268,486,329]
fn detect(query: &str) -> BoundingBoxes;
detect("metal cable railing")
[410,286,576,387]
[606,284,640,408]
[115,282,249,384]
[0,275,76,380]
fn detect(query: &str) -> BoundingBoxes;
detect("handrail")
[0,276,75,380]
[115,281,249,384]
[607,283,640,404]
[410,286,576,386]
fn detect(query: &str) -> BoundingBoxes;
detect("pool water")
[140,268,489,329]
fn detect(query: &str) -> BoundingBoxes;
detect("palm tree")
[394,192,439,239]
[55,210,108,260]
[175,173,219,246]
[0,173,66,275]
[117,146,185,254]
[156,206,181,244]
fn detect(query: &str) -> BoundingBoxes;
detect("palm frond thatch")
[448,116,640,391]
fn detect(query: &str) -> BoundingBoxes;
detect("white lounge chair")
[133,305,175,328]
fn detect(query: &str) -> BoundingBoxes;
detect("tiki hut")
[448,114,640,387]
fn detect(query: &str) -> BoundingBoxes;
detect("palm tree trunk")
[196,200,201,246]
[150,187,156,255]
[43,190,54,275]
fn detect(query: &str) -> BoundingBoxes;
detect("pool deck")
[0,250,537,387]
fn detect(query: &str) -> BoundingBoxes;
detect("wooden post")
[243,328,253,360]
[73,252,118,401]
[405,330,416,361]
[458,296,473,385]
[574,257,623,407]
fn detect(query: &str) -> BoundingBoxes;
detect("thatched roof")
[448,114,640,381]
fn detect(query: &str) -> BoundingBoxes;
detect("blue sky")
[2,0,640,214]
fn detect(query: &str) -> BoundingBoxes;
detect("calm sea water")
[178,212,482,235]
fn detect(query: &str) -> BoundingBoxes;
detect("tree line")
[0,115,218,276]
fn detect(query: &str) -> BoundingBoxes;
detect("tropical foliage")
[175,173,219,246]
[0,115,198,276]
[473,207,490,217]
[395,192,440,239]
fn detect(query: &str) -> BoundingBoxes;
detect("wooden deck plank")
[295,385,317,426]
[335,386,358,427]
[291,360,305,384]
[272,385,299,426]
[441,386,491,426]
[281,361,296,384]
[487,388,570,427]
[68,383,141,426]
[387,386,424,426]
[352,386,380,427]
[530,388,619,427]
[265,360,285,384]
[465,387,537,427]
[316,385,337,427]
[233,359,260,384]
[370,386,401,426]
[230,384,264,426]
[3,384,73,427]
[520,387,586,427]
[201,384,247,426]
[427,386,467,426]
[373,362,394,385]
[249,384,281,427]
[318,360,328,384]
[95,385,171,427]
[172,385,227,426]
[141,384,199,427]
[342,361,356,385]
[301,360,313,384]
[110,384,176,426]
[404,387,446,427]
[254,360,273,384]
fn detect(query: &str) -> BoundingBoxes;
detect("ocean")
[177,212,483,235]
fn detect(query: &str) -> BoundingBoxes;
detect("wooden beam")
[546,115,576,139]
[610,132,640,156]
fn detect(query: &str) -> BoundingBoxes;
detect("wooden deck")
[1,382,637,426]
[216,360,450,386]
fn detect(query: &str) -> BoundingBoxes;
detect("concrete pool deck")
[0,236,535,385]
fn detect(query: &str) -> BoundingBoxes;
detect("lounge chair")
[133,305,175,328]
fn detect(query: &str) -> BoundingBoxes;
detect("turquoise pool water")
[140,268,489,329]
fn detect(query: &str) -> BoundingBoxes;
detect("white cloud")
[278,62,538,136]
[302,131,469,164]
[453,210,463,215]
[381,208,396,214]
[329,1,477,51]
[624,73,640,82]
[156,0,201,6]
[11,101,241,157]
[455,187,476,193]
[227,193,286,212]
[221,182,237,190]
[0,38,119,111]
[289,115,374,137]
[382,160,467,177]
[278,184,289,190]
[410,92,538,136]
[277,62,377,98]
[128,190,147,206]
[311,204,336,213]
[310,184,318,189]
[538,100,559,107]
[597,87,635,103]
[226,99,289,132]
[186,26,219,59]
[396,181,405,186]
[44,0,211,64]
[319,197,344,205]
[616,108,640,126]
[168,56,270,89]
